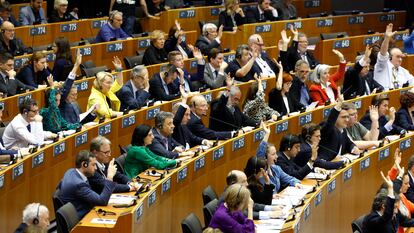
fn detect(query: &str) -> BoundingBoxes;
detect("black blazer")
[0,35,31,56]
[187,112,232,140]
[88,164,130,193]
[164,36,194,58]
[218,11,246,31]
[268,88,303,116]
[148,128,182,159]
[318,108,356,161]
[245,6,278,23]
[195,35,221,55]
[149,73,180,101]
[0,73,34,97]
[342,62,383,100]
[294,141,345,170]
[142,43,168,66]
[209,93,258,131]
[395,108,414,131]
[286,40,319,72]
[360,112,404,139]
[247,183,274,205]
[116,80,150,111]
[172,105,204,147]
[275,151,311,180]
[405,174,414,203]
[289,76,311,106]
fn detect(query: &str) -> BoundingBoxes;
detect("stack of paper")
[108,194,137,206]
[305,172,328,180]
[256,219,285,232]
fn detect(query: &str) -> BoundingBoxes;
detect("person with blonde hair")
[143,29,168,65]
[218,0,246,32]
[209,184,255,233]
[87,56,124,119]
[49,0,74,23]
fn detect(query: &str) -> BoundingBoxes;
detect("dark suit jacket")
[15,65,51,88]
[143,43,168,66]
[148,128,182,159]
[59,168,116,218]
[0,73,34,97]
[209,93,258,131]
[164,36,194,58]
[275,151,311,180]
[0,35,31,56]
[289,76,311,106]
[318,108,356,161]
[52,58,72,82]
[195,35,221,55]
[395,108,414,131]
[343,62,382,100]
[294,141,344,170]
[218,11,246,31]
[149,73,180,101]
[268,88,303,116]
[187,111,232,140]
[88,163,130,194]
[286,40,319,71]
[360,112,404,140]
[405,173,414,203]
[245,6,278,23]
[247,183,274,205]
[172,105,204,147]
[116,80,150,111]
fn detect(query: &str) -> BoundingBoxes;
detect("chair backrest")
[181,213,203,233]
[203,198,218,227]
[320,32,349,40]
[124,55,144,69]
[83,66,108,77]
[80,60,96,70]
[351,214,366,233]
[52,188,64,214]
[115,153,127,174]
[202,185,218,206]
[56,202,79,233]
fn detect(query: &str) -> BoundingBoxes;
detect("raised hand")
[280,29,291,45]
[332,49,345,62]
[261,121,270,134]
[225,73,234,88]
[217,25,224,39]
[364,45,372,62]
[46,74,54,87]
[289,24,298,36]
[107,158,117,181]
[112,56,122,70]
[385,23,396,38]
[389,107,396,121]
[261,168,270,184]
[75,49,82,66]
[193,47,203,61]
[380,171,393,190]
[369,105,379,122]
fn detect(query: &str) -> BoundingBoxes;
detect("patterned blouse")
[243,90,280,122]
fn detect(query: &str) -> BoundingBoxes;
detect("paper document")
[385,135,401,141]
[80,104,97,122]
[282,185,314,196]
[256,219,285,232]
[108,194,137,205]
[90,218,117,225]
[305,172,328,180]
[306,101,319,111]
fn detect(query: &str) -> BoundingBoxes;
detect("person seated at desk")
[169,50,205,92]
[256,122,301,194]
[52,37,73,82]
[404,27,414,55]
[116,65,150,111]
[247,34,279,78]
[125,124,188,179]
[0,106,22,164]
[405,156,414,203]
[243,76,279,122]
[0,52,34,98]
[149,111,194,159]
[165,20,194,59]
[87,56,124,119]
[273,0,296,20]
[309,49,346,106]
[165,0,185,8]
[89,136,139,193]
[0,21,30,56]
[59,150,116,219]
[0,2,19,26]
[95,10,130,43]
[143,30,168,65]
[209,184,255,233]
[204,48,227,89]
[225,44,260,83]
[244,156,274,205]
[49,0,75,23]
[374,24,414,90]
[318,95,361,162]
[342,102,382,150]
[3,98,56,149]
[195,23,223,55]
[219,0,246,32]
[40,75,81,133]
[245,0,278,23]
[289,60,311,107]
[360,94,404,139]
[187,94,239,140]
[209,77,258,132]
[287,27,319,71]
[145,0,167,16]
[19,0,47,26]
[15,51,51,89]
[295,123,345,170]
[395,92,414,131]
[14,203,49,233]
[149,64,181,101]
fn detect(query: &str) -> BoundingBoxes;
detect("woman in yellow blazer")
[87,56,124,119]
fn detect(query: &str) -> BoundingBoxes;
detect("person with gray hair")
[88,135,140,194]
[117,65,150,111]
[225,44,260,82]
[289,59,311,106]
[49,0,74,23]
[247,34,279,78]
[15,203,49,233]
[209,75,259,132]
[195,23,223,55]
[95,10,130,43]
[286,27,319,71]
[149,111,194,159]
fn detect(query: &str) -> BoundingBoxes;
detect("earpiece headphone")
[227,171,238,185]
[305,127,312,142]
[32,204,40,225]
[253,156,258,174]
[83,161,89,168]
[287,135,292,151]
[109,10,119,23]
[1,29,5,33]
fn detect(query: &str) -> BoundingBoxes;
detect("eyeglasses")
[29,109,39,114]
[99,150,111,155]
[298,40,309,44]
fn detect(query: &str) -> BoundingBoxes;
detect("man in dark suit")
[247,34,279,78]
[245,0,279,23]
[149,64,181,101]
[0,21,31,56]
[275,134,314,180]
[116,65,150,111]
[209,79,258,132]
[287,28,319,72]
[343,46,383,100]
[195,23,222,55]
[0,52,33,97]
[289,60,311,107]
[405,156,414,203]
[59,150,116,218]
[188,95,236,140]
[148,111,194,159]
[88,136,140,193]
[168,50,205,91]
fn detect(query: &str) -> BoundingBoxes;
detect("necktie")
[26,124,31,132]
[214,70,219,78]
[135,90,140,100]
[163,138,168,150]
[392,67,399,89]
[299,85,309,106]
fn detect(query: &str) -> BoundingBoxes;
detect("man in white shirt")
[374,23,414,90]
[3,98,56,149]
[247,34,279,78]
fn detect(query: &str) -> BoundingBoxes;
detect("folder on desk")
[305,172,328,180]
[108,194,137,206]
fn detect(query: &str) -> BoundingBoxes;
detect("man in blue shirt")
[95,10,130,43]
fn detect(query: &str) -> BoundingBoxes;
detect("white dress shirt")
[374,52,414,90]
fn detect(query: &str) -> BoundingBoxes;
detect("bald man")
[0,21,31,56]
[247,34,279,78]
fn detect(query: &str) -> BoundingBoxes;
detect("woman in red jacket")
[309,49,346,106]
